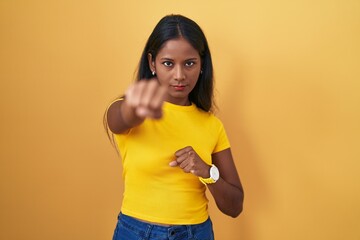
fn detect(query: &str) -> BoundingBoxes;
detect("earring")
[152,70,156,76]
[200,70,203,74]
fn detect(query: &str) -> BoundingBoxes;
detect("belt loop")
[144,224,153,240]
[187,225,193,239]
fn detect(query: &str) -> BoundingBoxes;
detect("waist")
[132,216,175,227]
[121,183,209,224]
[118,212,212,233]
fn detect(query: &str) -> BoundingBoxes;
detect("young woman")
[105,14,244,240]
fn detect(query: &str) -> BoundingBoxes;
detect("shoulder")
[193,107,226,129]
[197,108,223,123]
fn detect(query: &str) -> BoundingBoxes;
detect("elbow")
[229,192,244,218]
[230,204,243,218]
[220,197,244,218]
[214,186,244,218]
[221,204,243,218]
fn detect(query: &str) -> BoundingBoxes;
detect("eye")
[185,61,195,67]
[162,61,173,67]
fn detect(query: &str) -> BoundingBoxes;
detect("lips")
[172,85,186,91]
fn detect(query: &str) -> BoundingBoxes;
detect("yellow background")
[1,0,359,239]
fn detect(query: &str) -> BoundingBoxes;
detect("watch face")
[210,165,220,181]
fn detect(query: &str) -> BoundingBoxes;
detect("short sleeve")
[213,119,231,153]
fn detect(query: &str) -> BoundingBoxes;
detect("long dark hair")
[137,14,215,112]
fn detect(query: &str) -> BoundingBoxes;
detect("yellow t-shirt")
[114,101,230,224]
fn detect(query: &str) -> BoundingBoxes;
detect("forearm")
[207,177,244,218]
[107,100,144,134]
[173,147,244,217]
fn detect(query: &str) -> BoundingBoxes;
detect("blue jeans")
[112,213,214,240]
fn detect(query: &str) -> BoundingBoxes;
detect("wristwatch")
[199,164,220,185]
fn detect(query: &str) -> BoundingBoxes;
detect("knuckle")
[149,100,160,110]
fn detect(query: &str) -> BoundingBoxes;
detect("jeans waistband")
[118,212,212,238]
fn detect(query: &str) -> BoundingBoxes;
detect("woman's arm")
[107,99,143,134]
[106,79,167,134]
[208,148,244,217]
[171,147,244,217]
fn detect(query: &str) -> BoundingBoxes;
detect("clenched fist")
[169,146,211,178]
[125,79,168,119]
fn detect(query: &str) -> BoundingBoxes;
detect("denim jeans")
[112,213,214,240]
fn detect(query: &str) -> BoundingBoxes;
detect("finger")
[149,85,167,119]
[150,83,167,110]
[136,80,159,118]
[146,87,167,119]
[190,169,202,177]
[175,146,193,157]
[180,159,194,170]
[127,81,146,108]
[139,80,159,109]
[182,161,196,173]
[175,153,189,164]
[135,107,150,118]
[125,84,134,100]
[179,151,196,169]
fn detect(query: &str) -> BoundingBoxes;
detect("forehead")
[157,38,200,58]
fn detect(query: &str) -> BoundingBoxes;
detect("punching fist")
[125,79,167,119]
[107,79,168,134]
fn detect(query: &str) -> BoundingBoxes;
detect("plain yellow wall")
[1,0,359,239]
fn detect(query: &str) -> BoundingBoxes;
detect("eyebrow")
[160,57,199,61]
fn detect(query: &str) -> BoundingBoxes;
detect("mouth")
[171,84,187,91]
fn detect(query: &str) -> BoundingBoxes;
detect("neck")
[165,98,191,106]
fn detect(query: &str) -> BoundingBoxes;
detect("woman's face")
[148,38,201,106]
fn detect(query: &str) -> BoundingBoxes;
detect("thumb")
[169,160,178,167]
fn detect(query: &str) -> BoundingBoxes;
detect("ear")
[147,53,155,72]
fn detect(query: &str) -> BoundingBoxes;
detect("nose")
[174,65,185,81]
